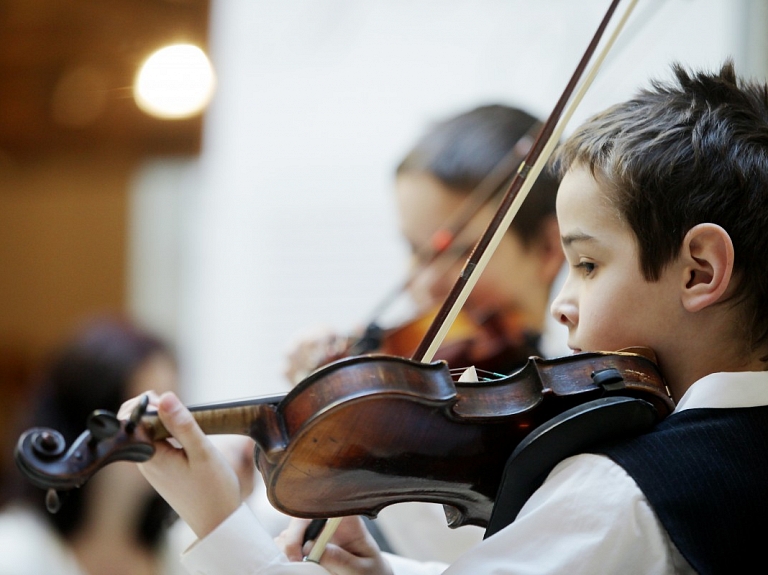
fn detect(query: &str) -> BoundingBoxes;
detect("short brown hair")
[553,61,768,349]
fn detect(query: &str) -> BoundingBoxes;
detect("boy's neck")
[659,343,768,402]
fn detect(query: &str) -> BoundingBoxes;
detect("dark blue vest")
[595,406,768,575]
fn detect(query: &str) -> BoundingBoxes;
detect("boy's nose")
[550,292,577,328]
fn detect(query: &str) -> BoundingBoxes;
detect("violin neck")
[143,393,286,440]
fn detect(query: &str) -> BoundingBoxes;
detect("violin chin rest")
[485,396,659,537]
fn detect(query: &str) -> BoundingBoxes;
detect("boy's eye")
[576,261,596,276]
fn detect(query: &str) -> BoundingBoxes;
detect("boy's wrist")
[186,493,242,540]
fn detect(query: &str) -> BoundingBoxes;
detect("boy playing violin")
[121,61,768,574]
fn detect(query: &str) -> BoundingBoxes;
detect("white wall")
[130,0,764,402]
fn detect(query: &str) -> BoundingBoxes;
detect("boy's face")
[550,165,682,356]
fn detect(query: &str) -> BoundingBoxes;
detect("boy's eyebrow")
[561,232,596,247]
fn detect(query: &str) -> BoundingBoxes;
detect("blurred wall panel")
[0,0,208,501]
[0,154,131,352]
[0,153,133,492]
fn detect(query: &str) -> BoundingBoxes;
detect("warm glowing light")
[134,44,215,119]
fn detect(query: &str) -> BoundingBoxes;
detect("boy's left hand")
[118,391,242,539]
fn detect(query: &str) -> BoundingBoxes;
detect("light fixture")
[134,44,215,119]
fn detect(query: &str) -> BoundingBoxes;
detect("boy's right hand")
[118,391,242,540]
[275,517,394,575]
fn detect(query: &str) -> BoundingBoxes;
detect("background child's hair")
[397,104,560,247]
[17,318,176,546]
[553,61,768,351]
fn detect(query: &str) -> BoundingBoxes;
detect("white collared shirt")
[181,370,768,575]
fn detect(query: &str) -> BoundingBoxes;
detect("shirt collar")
[674,371,768,413]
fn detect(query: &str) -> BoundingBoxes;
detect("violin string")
[307,0,638,561]
[448,367,505,381]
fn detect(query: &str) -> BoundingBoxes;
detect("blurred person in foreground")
[1,318,185,575]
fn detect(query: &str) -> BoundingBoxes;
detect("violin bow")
[306,0,639,561]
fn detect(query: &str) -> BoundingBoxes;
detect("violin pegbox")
[87,410,122,441]
[14,399,156,513]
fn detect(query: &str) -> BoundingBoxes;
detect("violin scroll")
[15,391,286,512]
[15,400,157,510]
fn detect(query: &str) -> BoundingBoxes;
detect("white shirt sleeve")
[180,454,690,575]
[368,454,689,575]
[444,453,690,575]
[180,504,322,575]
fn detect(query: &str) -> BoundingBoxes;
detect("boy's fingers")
[275,518,312,561]
[155,392,208,460]
[117,390,162,420]
[116,397,140,420]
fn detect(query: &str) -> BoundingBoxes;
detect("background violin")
[287,307,541,386]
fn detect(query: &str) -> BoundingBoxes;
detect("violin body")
[252,350,672,527]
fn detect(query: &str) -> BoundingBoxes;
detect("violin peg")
[45,489,61,514]
[87,410,121,441]
[127,394,149,430]
[134,394,149,418]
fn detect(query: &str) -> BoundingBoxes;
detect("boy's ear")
[680,223,735,313]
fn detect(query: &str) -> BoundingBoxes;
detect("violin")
[16,349,673,526]
[303,307,539,383]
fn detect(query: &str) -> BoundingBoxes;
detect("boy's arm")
[269,452,679,574]
[118,392,402,575]
[183,507,444,575]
